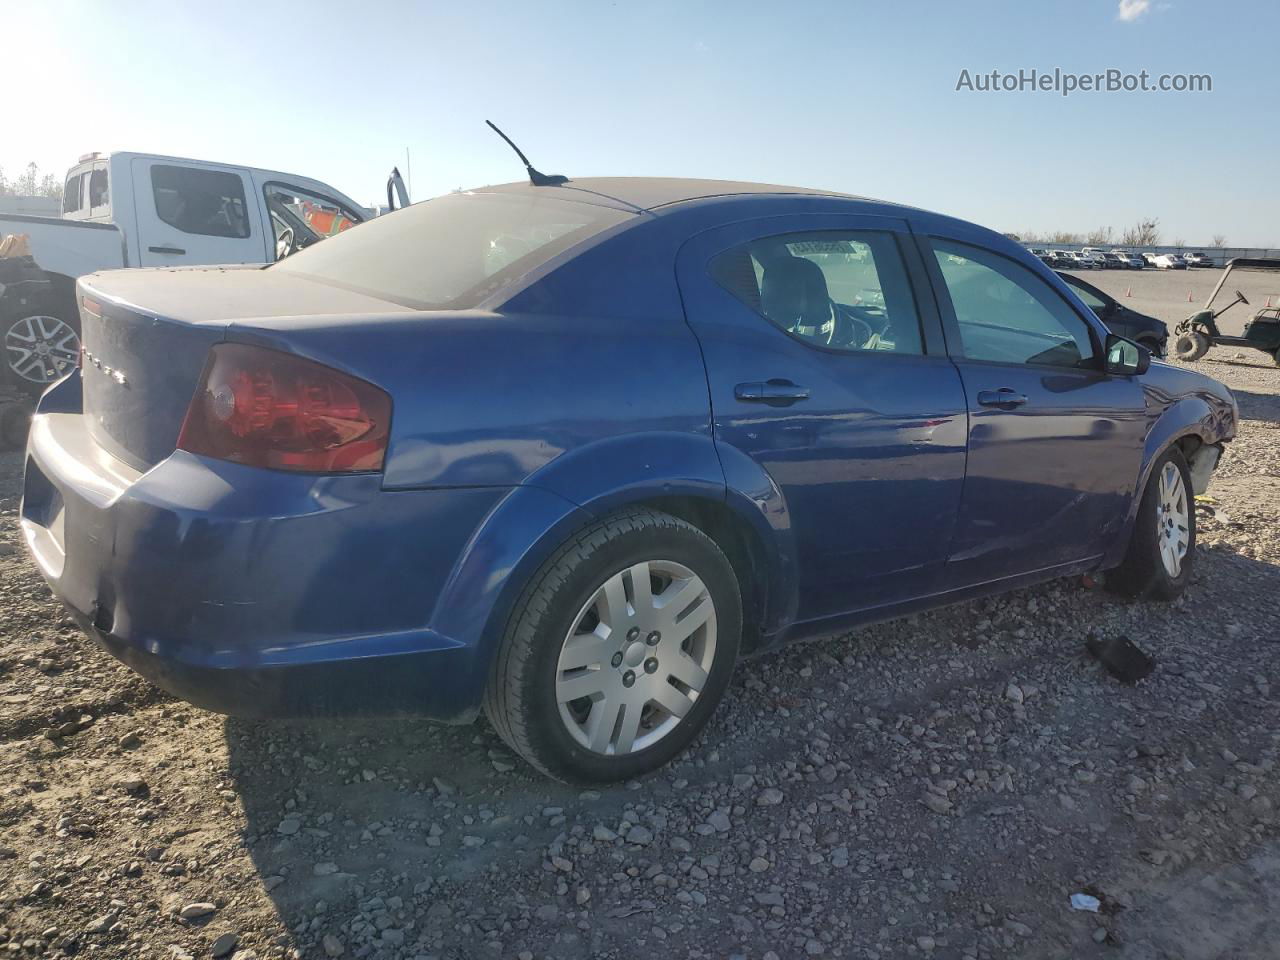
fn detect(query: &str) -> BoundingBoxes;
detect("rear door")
[130,157,266,267]
[677,214,969,622]
[919,231,1147,587]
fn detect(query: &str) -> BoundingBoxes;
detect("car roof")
[477,177,865,213]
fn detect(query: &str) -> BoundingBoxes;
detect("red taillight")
[177,343,392,473]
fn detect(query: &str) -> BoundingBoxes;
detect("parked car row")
[1028,247,1216,271]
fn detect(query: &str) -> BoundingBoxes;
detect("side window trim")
[917,234,1105,370]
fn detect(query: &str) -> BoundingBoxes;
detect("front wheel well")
[628,496,769,654]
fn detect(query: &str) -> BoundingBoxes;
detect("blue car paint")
[21,182,1236,722]
[675,213,970,619]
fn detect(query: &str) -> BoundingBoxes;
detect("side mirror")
[1105,334,1150,376]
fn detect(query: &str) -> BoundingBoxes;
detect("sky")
[3,0,1277,245]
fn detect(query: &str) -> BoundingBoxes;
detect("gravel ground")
[1,343,1278,960]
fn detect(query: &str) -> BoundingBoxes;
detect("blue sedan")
[21,178,1236,782]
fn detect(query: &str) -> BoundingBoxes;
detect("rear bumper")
[21,383,508,721]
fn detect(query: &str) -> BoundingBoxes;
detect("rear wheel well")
[629,496,769,654]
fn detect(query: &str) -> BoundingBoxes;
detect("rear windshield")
[271,190,635,309]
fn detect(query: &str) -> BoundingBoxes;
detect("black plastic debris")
[1086,634,1155,683]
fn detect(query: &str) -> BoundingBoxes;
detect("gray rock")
[322,934,345,957]
[757,787,784,806]
[211,932,239,957]
[85,913,116,934]
[179,902,217,921]
[922,793,953,815]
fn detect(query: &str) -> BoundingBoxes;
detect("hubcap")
[5,315,80,385]
[1156,462,1190,578]
[555,559,717,757]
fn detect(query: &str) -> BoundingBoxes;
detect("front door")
[920,233,1147,587]
[131,157,265,267]
[677,214,969,624]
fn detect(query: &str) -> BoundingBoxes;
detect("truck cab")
[2,151,375,401]
[58,151,370,268]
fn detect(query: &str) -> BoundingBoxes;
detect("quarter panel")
[228,309,713,490]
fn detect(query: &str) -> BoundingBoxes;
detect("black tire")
[1107,447,1196,600]
[484,508,742,783]
[1172,331,1209,362]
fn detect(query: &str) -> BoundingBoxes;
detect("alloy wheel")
[5,314,81,385]
[555,559,717,757]
[1156,462,1189,578]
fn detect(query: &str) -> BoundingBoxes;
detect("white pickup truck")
[0,151,373,396]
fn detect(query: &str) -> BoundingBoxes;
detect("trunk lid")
[78,265,414,469]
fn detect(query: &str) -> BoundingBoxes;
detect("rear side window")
[932,240,1096,367]
[710,231,924,355]
[151,164,250,239]
[62,173,84,213]
[272,191,633,309]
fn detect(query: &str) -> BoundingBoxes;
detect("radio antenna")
[485,120,568,187]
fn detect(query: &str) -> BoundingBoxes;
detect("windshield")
[272,190,635,309]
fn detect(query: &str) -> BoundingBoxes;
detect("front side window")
[151,164,250,239]
[264,182,363,260]
[62,173,84,213]
[272,190,633,309]
[710,231,924,355]
[932,240,1096,367]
